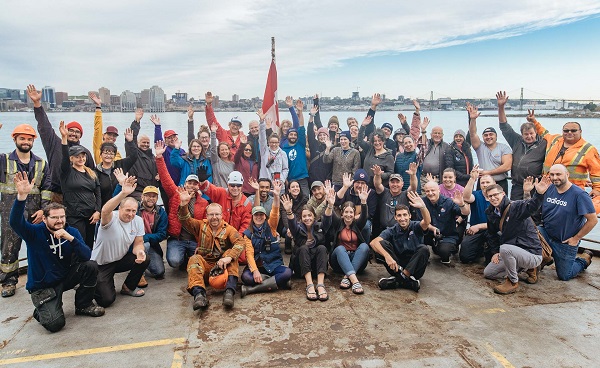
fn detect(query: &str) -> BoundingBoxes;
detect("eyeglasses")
[47,215,66,220]
[67,129,81,135]
[562,129,579,133]
[102,151,116,156]
[229,184,242,188]
[487,192,502,199]
[206,213,221,217]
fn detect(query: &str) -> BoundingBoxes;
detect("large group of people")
[1,85,598,333]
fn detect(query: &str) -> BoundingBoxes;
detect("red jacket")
[156,156,208,237]
[201,182,252,233]
[205,104,246,157]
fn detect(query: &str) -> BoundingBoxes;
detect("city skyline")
[2,1,600,100]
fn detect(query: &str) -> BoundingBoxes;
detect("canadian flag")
[261,60,279,127]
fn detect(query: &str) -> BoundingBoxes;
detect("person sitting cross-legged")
[370,192,431,292]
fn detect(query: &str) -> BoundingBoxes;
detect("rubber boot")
[241,276,278,298]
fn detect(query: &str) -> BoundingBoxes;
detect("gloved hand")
[196,166,209,182]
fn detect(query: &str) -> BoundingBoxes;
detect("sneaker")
[193,293,209,310]
[399,276,421,292]
[580,250,593,268]
[440,259,451,266]
[378,277,398,290]
[493,278,519,295]
[1,284,16,298]
[75,303,105,317]
[223,289,235,308]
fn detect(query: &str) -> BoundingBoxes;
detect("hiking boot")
[493,278,519,295]
[75,303,105,317]
[223,289,235,308]
[524,267,539,284]
[580,250,593,268]
[399,276,421,292]
[193,293,209,310]
[1,284,16,298]
[378,277,398,290]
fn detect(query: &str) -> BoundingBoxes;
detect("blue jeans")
[361,219,372,242]
[538,226,587,281]
[144,242,165,277]
[166,239,197,268]
[330,243,369,276]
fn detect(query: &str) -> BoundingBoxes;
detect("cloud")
[1,0,599,99]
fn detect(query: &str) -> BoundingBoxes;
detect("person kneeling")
[178,190,245,310]
[92,175,149,307]
[322,186,371,295]
[9,172,104,333]
[370,192,431,292]
[241,181,292,298]
[483,178,551,295]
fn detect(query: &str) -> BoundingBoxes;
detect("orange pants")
[186,254,239,292]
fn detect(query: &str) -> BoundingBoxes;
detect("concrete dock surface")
[1,253,599,368]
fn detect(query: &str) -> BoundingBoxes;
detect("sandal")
[120,284,145,297]
[316,283,329,302]
[351,282,364,295]
[306,284,318,301]
[340,277,351,289]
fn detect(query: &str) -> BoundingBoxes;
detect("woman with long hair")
[282,196,329,302]
[280,180,308,255]
[322,187,370,294]
[210,124,235,187]
[240,181,292,298]
[59,121,101,248]
[170,137,212,186]
[234,137,259,197]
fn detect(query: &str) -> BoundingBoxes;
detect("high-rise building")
[352,91,360,100]
[141,89,150,109]
[232,94,239,102]
[110,95,120,106]
[0,88,21,100]
[99,87,111,106]
[213,95,219,108]
[149,85,165,112]
[172,92,188,105]
[42,86,56,108]
[55,92,68,106]
[120,90,137,111]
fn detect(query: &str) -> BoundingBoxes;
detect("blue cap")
[353,169,369,183]
[381,122,394,132]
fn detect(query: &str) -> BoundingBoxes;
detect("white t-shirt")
[91,212,145,266]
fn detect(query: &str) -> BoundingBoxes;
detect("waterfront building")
[99,87,111,106]
[120,90,137,111]
[55,92,68,106]
[42,86,56,108]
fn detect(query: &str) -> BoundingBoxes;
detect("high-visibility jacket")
[0,151,51,202]
[534,118,600,192]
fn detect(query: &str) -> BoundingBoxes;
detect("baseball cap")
[143,186,159,195]
[68,145,86,156]
[389,173,403,181]
[105,126,119,135]
[482,127,497,135]
[311,181,324,189]
[230,117,242,126]
[164,130,177,139]
[185,174,200,182]
[252,206,267,216]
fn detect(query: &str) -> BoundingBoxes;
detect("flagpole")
[271,37,275,63]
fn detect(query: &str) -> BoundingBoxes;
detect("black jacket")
[444,141,474,187]
[499,122,547,184]
[94,139,138,206]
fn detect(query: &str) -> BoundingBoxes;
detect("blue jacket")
[137,204,168,245]
[170,148,213,186]
[9,199,91,291]
[282,126,309,181]
[243,224,283,274]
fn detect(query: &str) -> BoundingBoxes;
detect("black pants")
[68,216,97,249]
[424,233,457,262]
[31,260,98,333]
[95,252,150,308]
[291,244,328,277]
[379,240,429,279]
[459,231,490,264]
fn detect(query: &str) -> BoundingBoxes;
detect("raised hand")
[398,113,407,124]
[466,103,481,120]
[310,105,319,116]
[496,91,508,107]
[452,190,465,207]
[124,128,134,142]
[295,98,304,112]
[240,135,247,144]
[421,116,430,131]
[196,166,209,182]
[150,114,160,126]
[272,179,283,196]
[326,187,336,205]
[406,162,418,176]
[523,176,534,194]
[526,109,535,123]
[59,120,68,139]
[205,92,213,105]
[26,84,42,106]
[342,172,354,188]
[408,191,426,209]
[325,138,332,149]
[88,92,102,107]
[248,176,259,191]
[113,167,127,185]
[14,171,34,198]
[187,105,194,120]
[324,179,332,192]
[362,115,373,127]
[534,175,552,194]
[470,164,480,181]
[177,186,192,205]
[210,124,218,133]
[265,117,273,130]
[154,140,166,157]
[425,172,437,183]
[412,99,420,111]
[358,187,371,202]
[121,175,138,196]
[174,137,182,150]
[135,108,144,123]
[281,194,293,213]
[285,96,293,108]
[371,93,382,107]
[256,108,266,121]
[372,164,382,177]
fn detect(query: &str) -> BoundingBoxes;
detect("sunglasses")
[244,148,252,152]
[562,129,579,133]
[229,184,242,188]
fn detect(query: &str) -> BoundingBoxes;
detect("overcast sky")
[2,1,599,101]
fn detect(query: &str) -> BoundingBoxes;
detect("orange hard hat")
[11,124,37,139]
[208,265,228,290]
